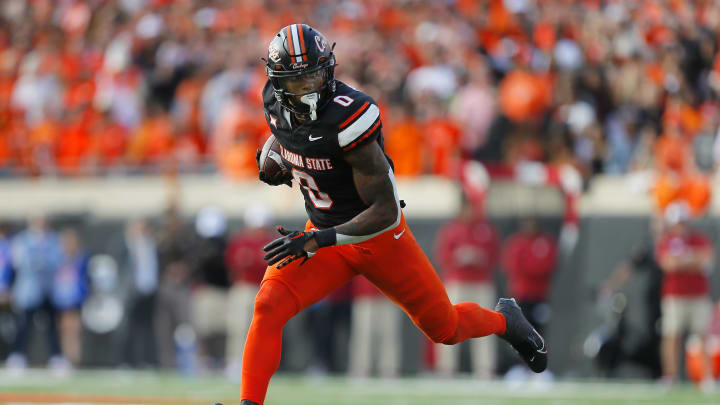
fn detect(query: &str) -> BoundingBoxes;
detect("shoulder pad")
[329,82,381,150]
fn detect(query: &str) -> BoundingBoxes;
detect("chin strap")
[300,92,320,120]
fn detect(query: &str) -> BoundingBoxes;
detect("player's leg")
[240,244,356,404]
[354,215,545,372]
[435,281,461,376]
[352,216,504,345]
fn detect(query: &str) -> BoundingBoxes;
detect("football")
[258,135,289,185]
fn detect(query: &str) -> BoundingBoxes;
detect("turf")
[0,369,717,405]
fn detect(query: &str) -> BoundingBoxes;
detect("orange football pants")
[240,214,506,404]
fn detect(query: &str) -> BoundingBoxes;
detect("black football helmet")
[265,24,336,120]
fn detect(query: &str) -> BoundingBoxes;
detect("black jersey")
[262,80,395,229]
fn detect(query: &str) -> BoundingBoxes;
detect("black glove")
[263,226,316,268]
[257,149,292,187]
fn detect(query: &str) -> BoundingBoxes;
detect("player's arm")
[263,140,399,267]
[337,141,399,235]
[303,141,399,252]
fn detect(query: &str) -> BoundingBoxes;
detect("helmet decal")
[268,44,281,63]
[314,35,326,52]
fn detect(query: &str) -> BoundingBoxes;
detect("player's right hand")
[263,226,316,268]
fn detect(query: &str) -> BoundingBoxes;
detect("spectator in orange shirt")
[172,73,207,138]
[655,122,692,174]
[0,110,16,168]
[92,111,129,169]
[63,75,96,112]
[56,108,94,175]
[422,103,462,177]
[214,91,265,179]
[498,69,552,124]
[653,120,711,217]
[172,73,209,167]
[23,115,59,175]
[0,110,26,171]
[653,173,711,219]
[127,104,175,167]
[384,104,422,177]
[0,66,16,109]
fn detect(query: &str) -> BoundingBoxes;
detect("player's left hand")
[263,226,317,268]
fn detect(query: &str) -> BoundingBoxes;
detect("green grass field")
[0,369,718,405]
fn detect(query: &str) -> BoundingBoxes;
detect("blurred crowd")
[0,0,718,193]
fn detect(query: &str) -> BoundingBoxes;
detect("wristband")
[314,228,337,247]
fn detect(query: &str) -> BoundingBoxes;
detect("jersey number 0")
[292,169,334,209]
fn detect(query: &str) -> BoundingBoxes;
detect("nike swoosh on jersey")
[393,229,405,239]
[309,135,322,141]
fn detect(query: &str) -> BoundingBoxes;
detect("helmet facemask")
[268,58,336,121]
[277,68,328,120]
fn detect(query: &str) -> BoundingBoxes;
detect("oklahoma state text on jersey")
[262,80,394,229]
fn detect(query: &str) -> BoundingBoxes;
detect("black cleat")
[240,401,259,405]
[495,298,547,373]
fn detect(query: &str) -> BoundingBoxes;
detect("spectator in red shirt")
[224,204,275,382]
[655,202,714,387]
[433,194,499,378]
[501,217,557,337]
[347,276,401,378]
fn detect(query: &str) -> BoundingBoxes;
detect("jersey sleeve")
[337,99,382,152]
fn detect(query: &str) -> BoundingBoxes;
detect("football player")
[240,24,547,405]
